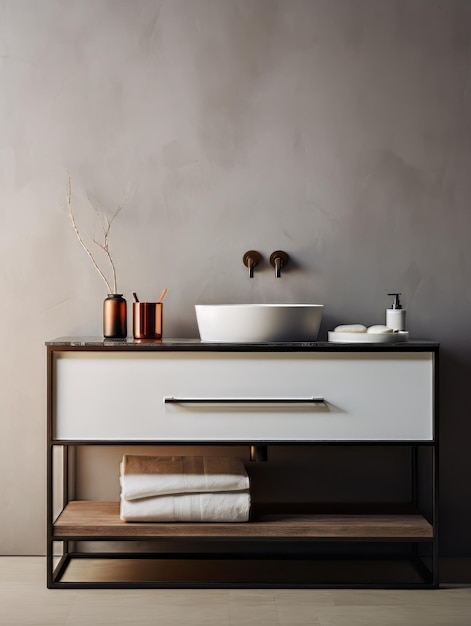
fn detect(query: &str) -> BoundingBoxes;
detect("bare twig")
[88,197,125,295]
[66,174,120,294]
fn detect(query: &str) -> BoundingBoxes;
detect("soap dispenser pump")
[386,293,406,331]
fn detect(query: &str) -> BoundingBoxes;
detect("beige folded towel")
[120,455,249,500]
[120,490,251,522]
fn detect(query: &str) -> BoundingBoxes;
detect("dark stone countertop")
[45,337,439,352]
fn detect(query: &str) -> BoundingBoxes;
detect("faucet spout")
[275,257,281,278]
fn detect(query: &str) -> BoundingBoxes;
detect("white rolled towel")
[120,455,249,500]
[120,490,251,522]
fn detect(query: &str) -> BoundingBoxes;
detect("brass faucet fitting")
[269,250,289,277]
[243,251,263,278]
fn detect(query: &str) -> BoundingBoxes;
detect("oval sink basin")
[195,304,324,343]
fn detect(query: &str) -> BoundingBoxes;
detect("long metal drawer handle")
[164,396,325,404]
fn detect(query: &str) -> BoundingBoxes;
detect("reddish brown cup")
[132,302,162,339]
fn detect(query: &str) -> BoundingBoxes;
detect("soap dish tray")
[328,331,409,344]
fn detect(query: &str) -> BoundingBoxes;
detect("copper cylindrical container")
[103,294,127,339]
[133,302,162,339]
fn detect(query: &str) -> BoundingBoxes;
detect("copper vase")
[103,294,127,339]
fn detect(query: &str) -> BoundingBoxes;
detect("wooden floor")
[1,557,471,625]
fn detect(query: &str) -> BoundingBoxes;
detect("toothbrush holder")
[133,302,163,340]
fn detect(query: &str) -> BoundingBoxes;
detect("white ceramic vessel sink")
[195,304,324,343]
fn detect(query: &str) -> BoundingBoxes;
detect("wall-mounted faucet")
[270,250,289,277]
[243,250,262,278]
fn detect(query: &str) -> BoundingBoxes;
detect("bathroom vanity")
[46,338,438,589]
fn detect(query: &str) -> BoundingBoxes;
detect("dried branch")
[87,197,125,295]
[66,173,119,294]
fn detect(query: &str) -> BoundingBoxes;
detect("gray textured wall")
[1,0,470,556]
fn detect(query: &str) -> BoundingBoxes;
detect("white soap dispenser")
[386,293,406,331]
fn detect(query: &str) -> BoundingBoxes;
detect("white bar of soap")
[367,325,394,334]
[334,324,367,333]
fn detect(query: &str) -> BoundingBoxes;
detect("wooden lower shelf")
[53,501,433,540]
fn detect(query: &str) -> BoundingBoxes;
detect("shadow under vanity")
[46,337,438,589]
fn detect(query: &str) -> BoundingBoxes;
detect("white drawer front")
[53,351,434,442]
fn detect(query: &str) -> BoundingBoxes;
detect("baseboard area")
[4,555,470,585]
[440,558,471,584]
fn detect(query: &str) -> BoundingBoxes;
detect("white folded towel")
[120,490,251,522]
[120,455,249,501]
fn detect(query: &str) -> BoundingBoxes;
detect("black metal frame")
[46,339,439,589]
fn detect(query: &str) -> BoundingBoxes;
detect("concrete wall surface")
[1,0,470,557]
